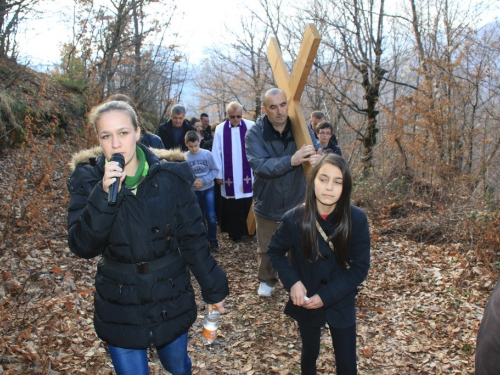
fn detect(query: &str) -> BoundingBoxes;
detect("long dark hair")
[301,153,352,267]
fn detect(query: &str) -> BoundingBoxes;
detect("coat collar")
[163,119,192,133]
[69,144,186,172]
[261,115,293,142]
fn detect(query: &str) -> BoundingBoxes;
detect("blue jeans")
[108,332,191,375]
[195,187,217,242]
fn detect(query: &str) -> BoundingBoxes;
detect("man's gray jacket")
[245,115,320,222]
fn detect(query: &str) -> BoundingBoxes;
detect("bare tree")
[247,0,392,172]
[0,0,40,59]
[306,0,389,174]
[60,0,186,125]
[194,14,272,121]
[394,0,500,189]
[131,0,142,104]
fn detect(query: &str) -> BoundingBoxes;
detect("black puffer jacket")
[67,145,228,349]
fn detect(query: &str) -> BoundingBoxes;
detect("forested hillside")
[0,55,498,374]
[1,0,500,373]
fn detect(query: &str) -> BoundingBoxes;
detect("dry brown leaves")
[0,147,496,374]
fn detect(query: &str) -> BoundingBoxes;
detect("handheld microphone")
[108,153,125,206]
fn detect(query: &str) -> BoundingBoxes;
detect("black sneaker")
[210,241,219,251]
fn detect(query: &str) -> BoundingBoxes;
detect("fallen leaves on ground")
[0,148,496,374]
[1,229,494,374]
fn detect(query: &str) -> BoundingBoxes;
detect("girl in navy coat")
[67,101,228,375]
[267,153,370,375]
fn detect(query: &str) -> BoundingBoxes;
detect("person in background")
[203,122,222,222]
[185,130,219,251]
[316,122,342,156]
[202,122,220,152]
[200,113,213,144]
[476,275,500,374]
[212,102,255,243]
[245,88,322,297]
[67,100,227,375]
[141,128,165,149]
[157,104,195,151]
[107,94,164,149]
[309,111,325,136]
[268,153,370,375]
[189,117,204,146]
[310,111,340,146]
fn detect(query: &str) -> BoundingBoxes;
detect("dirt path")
[0,222,494,374]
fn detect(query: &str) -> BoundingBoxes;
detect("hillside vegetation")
[0,59,499,374]
[0,59,88,151]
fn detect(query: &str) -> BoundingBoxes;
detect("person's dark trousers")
[298,322,357,375]
[220,196,252,240]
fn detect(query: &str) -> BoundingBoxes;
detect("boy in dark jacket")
[316,121,342,156]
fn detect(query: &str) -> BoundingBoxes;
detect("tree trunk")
[103,0,130,96]
[132,0,142,108]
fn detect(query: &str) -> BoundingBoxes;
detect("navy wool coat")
[267,204,370,328]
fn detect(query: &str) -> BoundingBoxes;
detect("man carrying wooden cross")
[245,88,322,297]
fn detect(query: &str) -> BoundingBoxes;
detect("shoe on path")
[257,282,275,297]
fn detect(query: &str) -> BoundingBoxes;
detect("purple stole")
[223,119,252,196]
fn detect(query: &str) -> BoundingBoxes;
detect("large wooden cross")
[247,24,322,234]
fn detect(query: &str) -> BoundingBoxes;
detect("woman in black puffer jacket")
[67,100,228,375]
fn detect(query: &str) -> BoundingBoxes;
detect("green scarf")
[124,146,149,190]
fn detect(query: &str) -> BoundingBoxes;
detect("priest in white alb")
[212,102,255,243]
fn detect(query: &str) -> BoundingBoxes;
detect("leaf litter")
[0,147,496,374]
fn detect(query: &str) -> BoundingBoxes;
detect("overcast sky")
[17,0,243,70]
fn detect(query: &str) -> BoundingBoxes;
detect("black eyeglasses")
[229,115,242,119]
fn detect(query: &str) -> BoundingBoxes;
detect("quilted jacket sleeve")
[67,165,124,259]
[169,162,229,304]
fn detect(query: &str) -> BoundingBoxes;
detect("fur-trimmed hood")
[69,146,186,171]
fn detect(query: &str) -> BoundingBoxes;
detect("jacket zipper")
[149,330,154,348]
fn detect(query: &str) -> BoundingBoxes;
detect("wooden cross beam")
[247,24,321,235]
[267,23,322,177]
